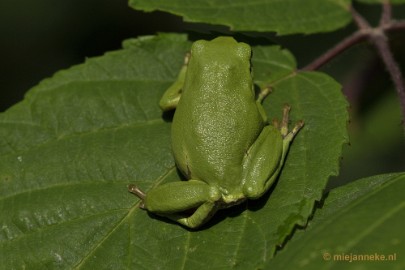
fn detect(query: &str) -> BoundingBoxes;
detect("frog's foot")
[128,184,146,209]
[274,104,304,142]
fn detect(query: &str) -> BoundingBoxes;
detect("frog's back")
[171,37,264,189]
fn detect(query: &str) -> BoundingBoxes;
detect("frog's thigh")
[145,180,219,212]
[242,125,283,199]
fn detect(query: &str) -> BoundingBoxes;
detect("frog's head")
[191,36,251,67]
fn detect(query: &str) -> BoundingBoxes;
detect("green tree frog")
[129,37,303,229]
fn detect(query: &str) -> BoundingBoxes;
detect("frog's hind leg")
[241,105,303,199]
[241,125,284,199]
[129,180,220,229]
[174,201,218,229]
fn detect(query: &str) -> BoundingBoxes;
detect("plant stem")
[301,31,367,71]
[371,36,405,125]
[303,2,405,125]
[380,0,392,25]
[386,21,405,32]
[372,1,405,125]
[350,5,370,29]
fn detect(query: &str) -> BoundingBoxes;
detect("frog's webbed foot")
[273,104,304,142]
[128,184,146,209]
[272,104,304,166]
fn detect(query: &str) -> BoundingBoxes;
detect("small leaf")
[267,173,405,269]
[129,0,352,35]
[0,34,348,268]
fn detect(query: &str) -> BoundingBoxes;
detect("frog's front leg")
[242,105,303,199]
[159,53,190,111]
[128,180,221,228]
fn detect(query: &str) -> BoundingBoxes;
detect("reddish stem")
[301,31,367,71]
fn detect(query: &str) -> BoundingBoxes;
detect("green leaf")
[0,33,348,269]
[129,0,352,35]
[267,173,405,269]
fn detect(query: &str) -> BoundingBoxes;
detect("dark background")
[0,0,187,112]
